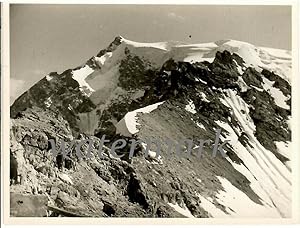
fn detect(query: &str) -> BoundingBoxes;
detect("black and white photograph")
[1,1,300,225]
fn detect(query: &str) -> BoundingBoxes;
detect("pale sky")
[10,4,291,102]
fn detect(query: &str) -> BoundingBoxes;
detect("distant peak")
[96,35,124,57]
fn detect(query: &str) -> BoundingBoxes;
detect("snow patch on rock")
[195,78,208,84]
[44,97,52,108]
[58,173,73,185]
[95,52,113,65]
[168,202,194,218]
[72,65,95,96]
[199,92,210,102]
[237,77,249,92]
[185,100,196,114]
[46,75,53,81]
[262,77,290,109]
[233,59,244,75]
[141,142,163,164]
[116,102,165,136]
[275,141,291,161]
[250,85,264,92]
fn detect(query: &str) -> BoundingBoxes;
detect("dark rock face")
[261,69,291,96]
[241,83,290,162]
[118,48,155,90]
[11,71,96,136]
[10,154,18,184]
[242,67,263,88]
[10,38,291,217]
[208,51,240,88]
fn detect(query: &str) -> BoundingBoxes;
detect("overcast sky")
[10,4,291,102]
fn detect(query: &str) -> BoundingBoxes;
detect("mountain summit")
[10,37,291,218]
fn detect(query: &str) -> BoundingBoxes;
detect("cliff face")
[10,37,291,218]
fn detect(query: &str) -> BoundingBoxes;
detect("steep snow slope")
[216,89,291,217]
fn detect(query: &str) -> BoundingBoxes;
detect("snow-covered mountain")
[10,36,291,218]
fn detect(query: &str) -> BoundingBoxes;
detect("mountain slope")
[10,37,291,218]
